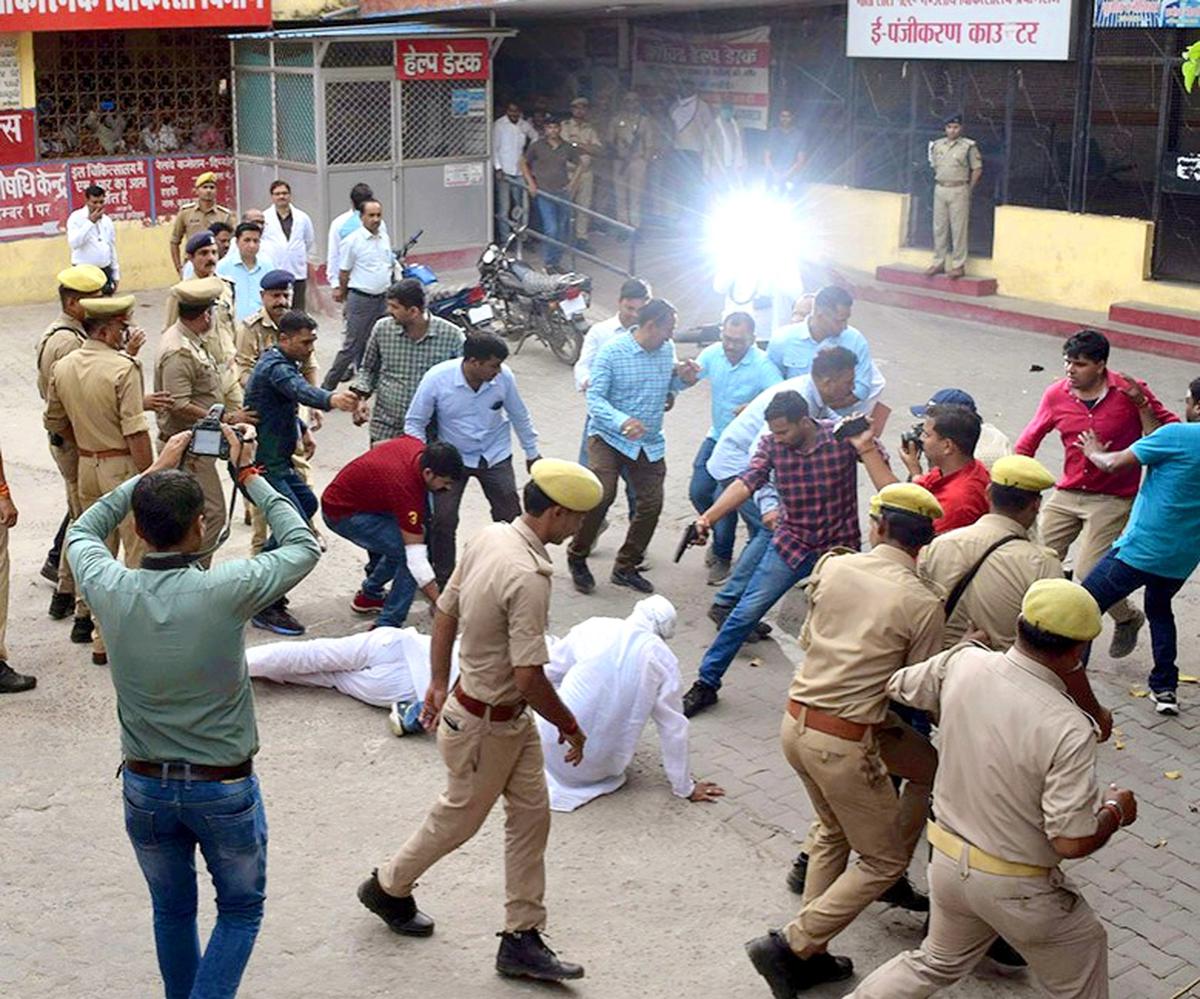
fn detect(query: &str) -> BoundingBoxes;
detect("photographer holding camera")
[156,277,259,566]
[65,423,321,999]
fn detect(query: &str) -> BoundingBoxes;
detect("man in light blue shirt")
[405,333,540,586]
[767,285,877,405]
[1079,379,1200,715]
[568,298,694,595]
[217,222,272,322]
[687,312,781,584]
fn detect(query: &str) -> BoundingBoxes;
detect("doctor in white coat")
[537,596,724,812]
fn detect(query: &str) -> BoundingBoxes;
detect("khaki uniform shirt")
[164,280,242,408]
[44,339,148,451]
[920,513,1063,649]
[170,202,234,248]
[609,112,651,161]
[234,307,318,388]
[155,321,223,439]
[930,136,982,184]
[36,312,87,402]
[888,645,1101,867]
[437,519,552,706]
[560,118,602,173]
[792,544,945,724]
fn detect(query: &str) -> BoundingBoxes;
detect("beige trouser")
[847,849,1108,998]
[932,183,971,271]
[379,698,550,932]
[76,454,146,656]
[177,453,226,569]
[0,518,9,661]
[614,157,647,228]
[781,709,937,954]
[572,170,594,239]
[1039,488,1136,623]
[49,438,84,611]
[250,451,313,555]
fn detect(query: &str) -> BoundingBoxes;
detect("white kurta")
[536,617,694,812]
[246,627,459,708]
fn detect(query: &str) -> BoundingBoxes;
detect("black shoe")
[92,652,108,667]
[708,603,731,628]
[682,681,718,718]
[496,929,584,981]
[70,616,94,644]
[40,556,59,584]
[746,931,849,999]
[0,661,36,694]
[1151,689,1180,716]
[611,567,653,593]
[568,556,595,595]
[756,621,773,638]
[878,875,929,912]
[786,852,808,896]
[48,592,73,620]
[357,869,435,937]
[802,951,855,987]
[985,936,1026,968]
[252,602,305,636]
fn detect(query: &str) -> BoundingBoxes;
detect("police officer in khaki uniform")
[45,295,154,665]
[560,97,603,251]
[609,91,651,232]
[357,459,601,983]
[747,483,945,995]
[0,442,34,693]
[849,579,1133,998]
[36,265,107,626]
[926,115,982,279]
[169,171,234,276]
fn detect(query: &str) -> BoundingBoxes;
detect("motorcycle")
[395,229,495,334]
[476,227,591,366]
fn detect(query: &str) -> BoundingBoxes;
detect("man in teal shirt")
[66,426,320,998]
[1078,376,1200,716]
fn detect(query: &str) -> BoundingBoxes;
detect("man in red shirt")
[897,397,990,535]
[322,438,464,627]
[1015,330,1176,657]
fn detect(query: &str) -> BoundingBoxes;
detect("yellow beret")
[195,171,217,186]
[172,276,226,307]
[869,482,943,521]
[80,294,135,319]
[1021,578,1102,642]
[529,458,602,513]
[57,264,108,294]
[991,455,1056,492]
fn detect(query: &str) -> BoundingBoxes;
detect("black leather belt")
[125,759,253,781]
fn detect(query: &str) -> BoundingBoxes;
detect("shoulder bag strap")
[943,535,1022,619]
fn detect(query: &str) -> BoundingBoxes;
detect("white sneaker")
[1150,690,1180,716]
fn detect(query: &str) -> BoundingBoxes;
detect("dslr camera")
[188,404,239,461]
[900,422,925,454]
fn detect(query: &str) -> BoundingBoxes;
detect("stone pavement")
[1,271,1198,998]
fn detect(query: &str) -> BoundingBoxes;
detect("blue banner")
[1094,0,1200,27]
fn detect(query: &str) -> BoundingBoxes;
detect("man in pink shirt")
[1015,330,1176,657]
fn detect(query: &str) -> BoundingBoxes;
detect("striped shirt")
[586,332,685,462]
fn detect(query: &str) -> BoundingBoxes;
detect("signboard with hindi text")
[0,162,69,239]
[154,153,235,218]
[0,109,35,165]
[847,0,1076,61]
[0,0,272,33]
[1094,0,1200,27]
[69,159,151,222]
[395,38,489,81]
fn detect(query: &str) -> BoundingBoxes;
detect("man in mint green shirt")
[66,426,320,998]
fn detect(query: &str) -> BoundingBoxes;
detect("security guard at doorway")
[356,458,601,983]
[169,171,234,276]
[849,579,1132,997]
[926,115,982,279]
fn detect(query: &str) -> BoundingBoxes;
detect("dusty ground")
[2,255,1198,998]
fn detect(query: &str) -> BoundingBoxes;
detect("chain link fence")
[321,41,394,69]
[325,80,392,165]
[399,79,487,161]
[275,75,315,163]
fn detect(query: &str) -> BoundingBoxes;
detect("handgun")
[674,522,702,563]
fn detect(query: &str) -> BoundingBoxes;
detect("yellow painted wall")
[805,184,1200,314]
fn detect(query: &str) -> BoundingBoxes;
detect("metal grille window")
[275,74,316,163]
[326,80,392,164]
[274,43,314,69]
[322,41,395,68]
[236,71,273,158]
[400,79,487,161]
[235,41,270,67]
[34,29,232,160]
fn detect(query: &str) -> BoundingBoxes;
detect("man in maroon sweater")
[322,437,464,626]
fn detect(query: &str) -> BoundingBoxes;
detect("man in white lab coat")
[537,596,724,811]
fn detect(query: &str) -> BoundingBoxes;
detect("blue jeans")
[262,467,317,553]
[324,511,418,628]
[689,437,736,562]
[713,489,769,608]
[537,195,569,267]
[122,771,268,999]
[699,544,820,691]
[578,421,635,520]
[1082,550,1186,693]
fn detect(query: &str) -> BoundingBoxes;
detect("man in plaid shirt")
[349,279,465,445]
[683,390,894,717]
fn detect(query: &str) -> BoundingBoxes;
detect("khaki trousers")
[49,438,83,611]
[0,519,9,661]
[780,709,936,954]
[178,453,226,568]
[849,850,1108,998]
[379,698,551,932]
[1039,488,1136,623]
[932,183,971,271]
[613,157,647,228]
[572,170,594,239]
[76,454,146,656]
